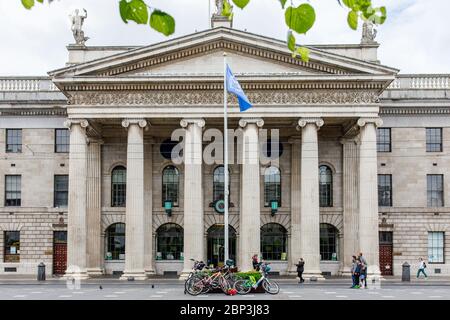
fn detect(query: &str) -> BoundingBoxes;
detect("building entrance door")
[379,231,393,276]
[53,231,67,275]
[207,224,236,267]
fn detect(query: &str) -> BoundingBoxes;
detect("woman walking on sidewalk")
[417,257,428,278]
[296,258,305,283]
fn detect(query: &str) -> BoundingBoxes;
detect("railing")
[0,77,59,92]
[387,75,450,90]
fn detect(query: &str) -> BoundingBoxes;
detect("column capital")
[180,118,205,128]
[64,119,89,129]
[122,118,149,129]
[238,118,264,128]
[357,117,383,128]
[296,118,324,130]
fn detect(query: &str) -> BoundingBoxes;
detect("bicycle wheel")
[262,278,279,294]
[233,279,252,295]
[219,276,231,294]
[185,277,204,296]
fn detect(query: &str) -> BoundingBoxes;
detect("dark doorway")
[207,224,236,267]
[53,231,67,275]
[379,231,393,276]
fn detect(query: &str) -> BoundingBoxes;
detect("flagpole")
[223,52,229,267]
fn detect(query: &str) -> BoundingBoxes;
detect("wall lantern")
[270,200,278,216]
[164,200,173,216]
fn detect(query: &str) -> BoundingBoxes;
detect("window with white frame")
[428,232,444,263]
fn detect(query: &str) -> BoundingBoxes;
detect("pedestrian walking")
[358,252,368,288]
[296,258,305,283]
[350,256,358,288]
[417,257,428,278]
[353,258,361,289]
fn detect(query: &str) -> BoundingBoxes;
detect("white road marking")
[381,296,395,298]
[282,291,294,294]
[243,295,255,298]
[410,292,423,294]
[150,295,163,298]
[289,295,302,298]
[13,295,26,298]
[114,292,126,294]
[104,295,118,298]
[325,292,336,294]
[429,296,443,298]
[31,292,43,294]
[156,291,168,294]
[72,292,85,294]
[59,295,72,298]
[336,295,348,298]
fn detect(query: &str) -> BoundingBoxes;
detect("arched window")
[213,166,230,202]
[319,165,333,207]
[320,223,339,261]
[260,223,287,261]
[111,166,126,207]
[264,166,281,207]
[162,166,179,206]
[105,223,125,260]
[156,223,184,260]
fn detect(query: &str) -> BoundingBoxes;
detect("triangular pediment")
[49,27,398,79]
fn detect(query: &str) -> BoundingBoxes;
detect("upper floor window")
[377,128,391,152]
[319,165,333,207]
[426,128,442,152]
[4,231,20,263]
[55,129,70,153]
[5,175,21,207]
[427,174,444,207]
[264,166,281,207]
[54,175,68,208]
[111,166,126,207]
[6,129,22,153]
[378,174,393,207]
[428,232,444,264]
[162,165,179,206]
[213,166,230,202]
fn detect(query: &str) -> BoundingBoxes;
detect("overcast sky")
[0,0,449,75]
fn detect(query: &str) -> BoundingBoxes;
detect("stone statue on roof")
[70,8,89,46]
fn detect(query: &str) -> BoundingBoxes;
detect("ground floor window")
[105,223,125,260]
[207,224,236,267]
[260,223,287,261]
[428,232,444,263]
[4,231,20,262]
[320,224,339,261]
[156,223,183,260]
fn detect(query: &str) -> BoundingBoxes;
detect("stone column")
[64,119,89,279]
[121,119,148,280]
[357,118,382,276]
[238,118,264,272]
[297,118,324,279]
[288,136,302,274]
[144,137,155,275]
[340,138,359,275]
[86,139,103,276]
[180,118,205,278]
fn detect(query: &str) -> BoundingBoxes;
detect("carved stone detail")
[180,118,206,128]
[238,118,264,128]
[297,118,324,129]
[63,119,89,129]
[68,90,379,106]
[357,117,383,128]
[121,119,148,129]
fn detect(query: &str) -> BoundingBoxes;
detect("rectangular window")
[4,231,20,263]
[426,128,442,152]
[5,175,21,207]
[55,129,70,153]
[6,129,22,153]
[54,175,69,208]
[427,174,444,207]
[377,128,391,152]
[428,232,444,263]
[378,174,393,207]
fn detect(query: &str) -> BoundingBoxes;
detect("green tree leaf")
[293,46,310,62]
[150,10,175,36]
[119,0,148,25]
[232,0,250,9]
[278,0,287,9]
[287,31,296,52]
[285,4,316,35]
[21,0,35,9]
[347,10,358,30]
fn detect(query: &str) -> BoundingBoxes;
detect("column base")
[120,271,148,281]
[63,272,89,280]
[145,268,156,276]
[86,268,104,276]
[302,271,326,281]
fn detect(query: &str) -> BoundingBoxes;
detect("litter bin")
[402,262,410,282]
[37,262,46,281]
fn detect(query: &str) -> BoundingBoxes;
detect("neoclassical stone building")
[1,15,449,279]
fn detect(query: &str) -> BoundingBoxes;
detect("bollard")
[37,262,46,281]
[402,262,410,282]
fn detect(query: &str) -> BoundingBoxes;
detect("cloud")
[0,0,448,75]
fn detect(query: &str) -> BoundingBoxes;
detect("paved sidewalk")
[1,275,449,286]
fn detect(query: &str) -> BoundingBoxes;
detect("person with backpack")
[350,256,358,288]
[295,258,305,283]
[417,257,428,278]
[352,258,362,289]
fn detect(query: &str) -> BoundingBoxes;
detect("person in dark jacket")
[353,258,362,289]
[295,258,305,283]
[252,254,260,271]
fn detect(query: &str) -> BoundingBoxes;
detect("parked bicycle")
[184,258,207,294]
[233,262,280,295]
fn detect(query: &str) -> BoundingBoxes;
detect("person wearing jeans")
[417,258,428,278]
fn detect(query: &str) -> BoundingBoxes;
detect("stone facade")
[0,26,449,278]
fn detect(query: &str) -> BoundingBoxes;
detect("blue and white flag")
[226,64,252,112]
